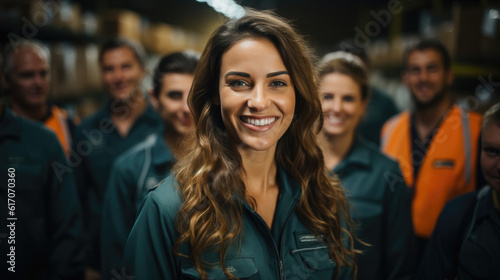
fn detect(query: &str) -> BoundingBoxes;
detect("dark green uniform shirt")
[0,106,84,280]
[101,132,175,279]
[333,137,415,280]
[124,168,353,279]
[72,100,161,270]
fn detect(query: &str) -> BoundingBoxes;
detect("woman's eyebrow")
[267,71,289,78]
[224,71,250,78]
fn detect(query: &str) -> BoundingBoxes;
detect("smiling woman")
[316,51,416,280]
[124,8,358,280]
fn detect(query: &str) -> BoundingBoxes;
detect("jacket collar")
[333,136,372,174]
[476,187,498,221]
[151,131,176,167]
[277,166,303,202]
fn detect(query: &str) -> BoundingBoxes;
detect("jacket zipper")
[245,193,299,280]
[279,203,298,280]
[247,208,284,279]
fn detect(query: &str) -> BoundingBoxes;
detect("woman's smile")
[240,116,279,131]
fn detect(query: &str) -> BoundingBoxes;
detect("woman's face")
[319,73,367,138]
[217,37,295,152]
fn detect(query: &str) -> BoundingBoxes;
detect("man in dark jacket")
[0,98,84,279]
[417,102,500,279]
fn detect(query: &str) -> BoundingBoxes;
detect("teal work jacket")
[72,99,161,270]
[124,167,353,279]
[333,137,415,280]
[0,106,84,279]
[101,132,175,279]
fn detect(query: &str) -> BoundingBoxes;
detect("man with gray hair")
[0,46,84,280]
[2,40,75,156]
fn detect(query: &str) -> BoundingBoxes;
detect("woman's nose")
[247,85,269,111]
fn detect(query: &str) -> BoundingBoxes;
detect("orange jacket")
[381,105,482,238]
[44,105,73,156]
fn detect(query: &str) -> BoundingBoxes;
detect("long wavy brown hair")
[173,9,357,279]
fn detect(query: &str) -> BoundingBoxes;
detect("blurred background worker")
[316,51,415,280]
[2,40,76,156]
[72,38,161,280]
[100,51,198,279]
[334,39,399,147]
[0,53,84,279]
[417,102,500,280]
[381,39,483,260]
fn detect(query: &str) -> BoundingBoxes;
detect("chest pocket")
[291,232,337,279]
[180,257,258,279]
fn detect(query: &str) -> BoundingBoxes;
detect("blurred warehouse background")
[1,0,499,118]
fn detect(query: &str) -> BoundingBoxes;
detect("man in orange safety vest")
[381,39,482,260]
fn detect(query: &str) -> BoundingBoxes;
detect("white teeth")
[242,117,277,126]
[327,115,344,122]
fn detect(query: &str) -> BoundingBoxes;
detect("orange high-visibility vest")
[381,105,482,238]
[44,106,72,156]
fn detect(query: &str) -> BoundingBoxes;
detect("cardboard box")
[80,44,101,91]
[437,4,500,63]
[449,4,483,62]
[104,9,142,43]
[143,22,173,54]
[50,43,78,98]
[143,23,189,54]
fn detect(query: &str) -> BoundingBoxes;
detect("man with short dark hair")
[72,38,160,279]
[381,39,482,259]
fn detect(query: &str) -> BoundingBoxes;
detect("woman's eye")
[322,94,333,100]
[343,95,355,102]
[484,147,500,157]
[228,80,249,88]
[270,80,287,88]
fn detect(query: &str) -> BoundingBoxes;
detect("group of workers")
[0,8,498,280]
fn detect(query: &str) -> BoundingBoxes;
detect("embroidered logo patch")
[433,159,455,169]
[299,234,321,243]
